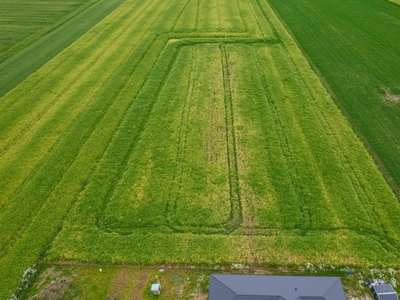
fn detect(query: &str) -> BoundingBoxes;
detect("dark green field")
[269,0,400,198]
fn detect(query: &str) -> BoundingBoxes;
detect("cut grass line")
[169,44,230,228]
[220,44,242,231]
[171,0,193,31]
[196,0,201,31]
[235,0,249,32]
[248,1,266,37]
[167,46,197,224]
[216,0,222,31]
[228,44,299,230]
[247,0,275,38]
[97,46,180,229]
[251,46,308,233]
[65,46,177,229]
[56,34,172,229]
[255,0,279,40]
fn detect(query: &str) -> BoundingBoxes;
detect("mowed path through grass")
[0,0,400,298]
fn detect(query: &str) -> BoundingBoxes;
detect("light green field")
[0,0,399,298]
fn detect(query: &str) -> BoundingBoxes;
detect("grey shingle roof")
[208,275,347,300]
[372,284,399,300]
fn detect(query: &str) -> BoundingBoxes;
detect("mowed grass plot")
[0,0,399,297]
[268,0,400,198]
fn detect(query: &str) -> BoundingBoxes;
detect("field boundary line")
[252,46,310,233]
[220,44,242,232]
[195,0,201,31]
[171,0,193,31]
[235,0,249,32]
[216,0,222,31]
[248,1,266,37]
[267,0,400,199]
[95,43,180,230]
[280,42,380,230]
[255,0,279,40]
[168,46,197,226]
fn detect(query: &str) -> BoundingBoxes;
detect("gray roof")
[372,284,399,300]
[208,275,347,300]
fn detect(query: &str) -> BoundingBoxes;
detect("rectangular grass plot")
[172,44,233,227]
[102,44,233,229]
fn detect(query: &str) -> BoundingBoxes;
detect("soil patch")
[28,267,78,300]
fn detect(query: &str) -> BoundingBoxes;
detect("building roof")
[208,274,347,300]
[372,284,399,300]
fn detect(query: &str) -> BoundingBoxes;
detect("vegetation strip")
[0,0,126,98]
[268,0,400,198]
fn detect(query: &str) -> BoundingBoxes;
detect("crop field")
[0,0,125,97]
[0,0,400,298]
[268,0,400,198]
[0,0,87,61]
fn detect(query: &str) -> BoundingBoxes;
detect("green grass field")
[0,0,125,97]
[0,0,88,62]
[0,0,400,298]
[268,0,400,198]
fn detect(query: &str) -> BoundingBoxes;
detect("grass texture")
[0,0,125,97]
[268,0,400,198]
[0,0,399,297]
